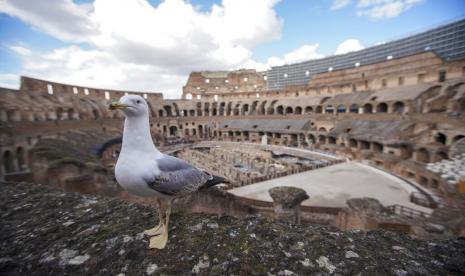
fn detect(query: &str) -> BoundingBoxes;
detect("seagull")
[109,95,227,249]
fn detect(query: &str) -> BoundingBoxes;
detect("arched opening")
[158,110,164,117]
[294,106,302,115]
[416,148,430,163]
[16,147,26,171]
[360,141,370,150]
[305,106,313,114]
[349,139,357,148]
[435,132,447,145]
[197,103,203,116]
[164,105,173,117]
[393,101,405,113]
[318,127,327,132]
[328,136,336,144]
[376,103,388,113]
[316,106,323,113]
[324,105,334,114]
[433,151,448,162]
[399,144,412,159]
[349,104,359,113]
[92,109,99,119]
[318,135,326,144]
[277,105,284,115]
[189,110,195,116]
[372,142,384,153]
[285,106,293,115]
[308,134,316,144]
[452,135,464,143]
[242,104,249,115]
[198,125,204,138]
[3,151,14,173]
[337,104,346,113]
[169,126,178,137]
[363,103,373,114]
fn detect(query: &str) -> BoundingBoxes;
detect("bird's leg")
[149,200,172,249]
[144,199,164,236]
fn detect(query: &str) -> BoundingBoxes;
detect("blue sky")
[0,0,464,97]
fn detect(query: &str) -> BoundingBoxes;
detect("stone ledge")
[1,181,464,275]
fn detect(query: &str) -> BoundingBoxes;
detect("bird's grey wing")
[144,154,211,196]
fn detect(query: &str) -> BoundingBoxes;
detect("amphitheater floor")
[229,162,432,213]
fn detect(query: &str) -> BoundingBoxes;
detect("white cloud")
[0,0,283,97]
[331,0,352,10]
[241,44,324,71]
[330,0,423,20]
[9,45,31,56]
[0,73,20,89]
[335,39,364,55]
[0,0,96,42]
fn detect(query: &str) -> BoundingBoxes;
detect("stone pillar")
[268,186,309,225]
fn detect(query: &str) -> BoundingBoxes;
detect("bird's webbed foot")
[149,227,168,249]
[144,223,164,237]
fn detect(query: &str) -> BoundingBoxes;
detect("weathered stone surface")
[346,197,385,214]
[269,186,309,208]
[269,186,309,224]
[1,182,465,275]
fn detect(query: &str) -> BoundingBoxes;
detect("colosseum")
[1,18,465,237]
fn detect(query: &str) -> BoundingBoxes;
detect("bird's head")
[109,95,149,118]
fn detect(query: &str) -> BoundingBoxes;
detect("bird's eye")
[136,100,141,104]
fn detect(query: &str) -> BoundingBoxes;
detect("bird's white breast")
[115,152,160,197]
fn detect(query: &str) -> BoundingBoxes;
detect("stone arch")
[433,151,448,162]
[16,147,26,171]
[3,150,15,174]
[416,148,430,163]
[452,135,465,143]
[163,105,173,117]
[198,125,204,138]
[203,102,210,115]
[337,104,346,113]
[172,103,180,116]
[189,109,195,116]
[349,139,357,148]
[393,101,405,113]
[349,104,359,113]
[158,110,164,117]
[315,105,323,113]
[259,101,267,115]
[328,136,336,144]
[277,105,284,115]
[196,102,203,116]
[359,140,370,150]
[285,106,293,115]
[372,142,384,153]
[435,132,447,145]
[363,103,373,114]
[169,126,178,136]
[376,102,388,113]
[242,103,249,115]
[324,105,334,114]
[318,135,326,144]
[308,134,316,144]
[226,102,232,116]
[219,102,226,116]
[318,127,327,132]
[294,106,302,115]
[304,106,313,114]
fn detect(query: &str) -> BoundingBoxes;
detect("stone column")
[268,186,309,225]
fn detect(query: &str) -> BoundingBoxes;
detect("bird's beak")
[109,102,129,110]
